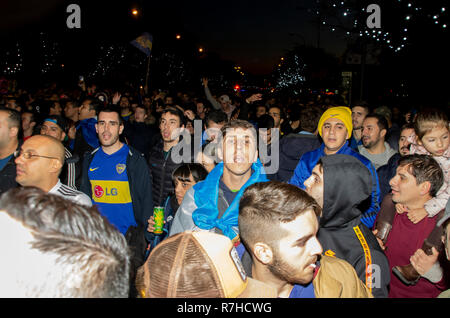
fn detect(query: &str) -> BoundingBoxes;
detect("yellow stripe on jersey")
[91,180,132,204]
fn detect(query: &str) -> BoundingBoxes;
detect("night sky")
[1,0,347,75]
[1,0,449,105]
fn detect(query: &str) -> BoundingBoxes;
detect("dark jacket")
[275,132,321,182]
[80,145,154,229]
[148,137,194,206]
[0,154,18,196]
[376,153,401,203]
[317,154,390,298]
[123,121,158,161]
[0,141,21,196]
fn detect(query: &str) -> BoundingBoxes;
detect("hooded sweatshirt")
[317,154,390,298]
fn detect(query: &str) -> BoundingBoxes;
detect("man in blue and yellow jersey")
[80,106,153,276]
[81,105,153,234]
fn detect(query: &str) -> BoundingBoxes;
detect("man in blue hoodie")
[289,106,381,229]
[169,119,268,242]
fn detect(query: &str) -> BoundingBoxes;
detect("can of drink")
[153,206,165,235]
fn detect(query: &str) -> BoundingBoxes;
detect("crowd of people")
[0,77,449,299]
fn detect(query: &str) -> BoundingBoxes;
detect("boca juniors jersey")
[88,144,137,235]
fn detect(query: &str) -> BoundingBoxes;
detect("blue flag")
[130,32,153,56]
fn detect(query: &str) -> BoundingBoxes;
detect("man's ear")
[95,123,99,134]
[419,181,432,196]
[119,123,124,135]
[380,128,387,139]
[253,242,273,265]
[60,131,67,142]
[50,159,63,173]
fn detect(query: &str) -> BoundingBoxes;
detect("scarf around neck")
[192,159,268,241]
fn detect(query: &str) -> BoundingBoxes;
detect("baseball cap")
[136,231,277,298]
[317,106,353,139]
[219,95,231,103]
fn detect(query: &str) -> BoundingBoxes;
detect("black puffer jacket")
[317,154,390,298]
[148,137,195,206]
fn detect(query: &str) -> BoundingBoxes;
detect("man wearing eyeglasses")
[14,134,92,207]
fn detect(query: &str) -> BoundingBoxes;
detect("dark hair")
[135,104,147,113]
[83,98,101,114]
[22,110,36,124]
[172,163,208,184]
[397,154,444,197]
[0,106,21,129]
[0,187,130,297]
[256,114,275,130]
[365,113,388,132]
[161,107,186,127]
[239,181,321,251]
[268,105,285,119]
[414,108,449,140]
[98,105,123,125]
[50,101,61,110]
[400,122,415,133]
[300,105,322,133]
[64,99,79,109]
[351,100,370,113]
[205,110,227,127]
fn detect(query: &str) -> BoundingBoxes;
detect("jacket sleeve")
[169,187,198,236]
[237,99,251,121]
[132,153,154,227]
[360,161,381,229]
[203,85,221,110]
[353,251,390,298]
[288,155,308,190]
[80,152,92,197]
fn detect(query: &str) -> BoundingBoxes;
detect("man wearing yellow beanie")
[289,106,381,229]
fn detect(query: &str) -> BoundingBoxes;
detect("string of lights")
[316,1,447,53]
[2,41,23,75]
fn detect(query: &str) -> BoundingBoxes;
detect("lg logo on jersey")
[94,185,118,198]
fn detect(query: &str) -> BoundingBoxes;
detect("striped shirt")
[49,179,92,207]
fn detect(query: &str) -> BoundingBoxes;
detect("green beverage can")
[153,206,165,235]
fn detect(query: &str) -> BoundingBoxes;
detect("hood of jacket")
[320,154,372,228]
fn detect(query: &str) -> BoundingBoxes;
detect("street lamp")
[176,34,181,40]
[131,9,139,16]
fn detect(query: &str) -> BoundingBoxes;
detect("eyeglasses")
[14,150,59,160]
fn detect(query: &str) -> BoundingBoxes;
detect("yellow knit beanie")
[317,106,353,139]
